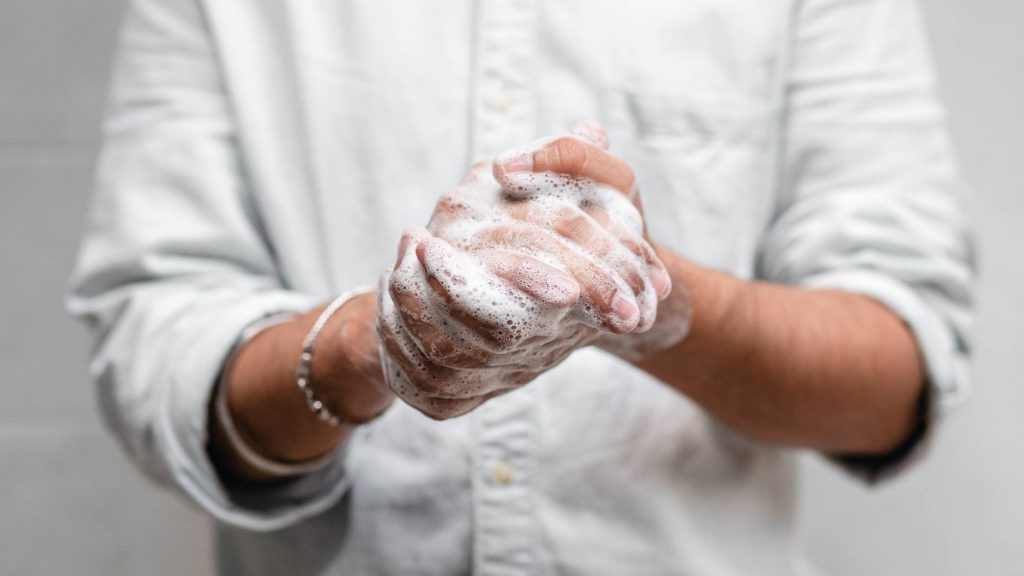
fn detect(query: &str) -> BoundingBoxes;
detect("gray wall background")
[0,1,1019,574]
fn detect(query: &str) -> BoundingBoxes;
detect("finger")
[429,161,507,234]
[394,235,573,370]
[493,135,636,198]
[379,300,521,405]
[410,394,489,421]
[400,382,510,421]
[504,200,655,301]
[476,221,641,334]
[378,275,451,396]
[381,347,492,419]
[389,230,498,369]
[636,238,672,301]
[390,285,492,369]
[549,205,645,294]
[474,249,580,308]
[581,203,672,300]
[380,284,498,397]
[393,226,432,267]
[415,237,576,353]
[573,204,669,326]
[429,163,498,230]
[548,204,660,330]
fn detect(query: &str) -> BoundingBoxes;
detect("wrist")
[596,244,699,363]
[225,313,345,464]
[600,243,747,366]
[225,292,392,466]
[661,247,749,349]
[633,246,751,389]
[313,291,395,423]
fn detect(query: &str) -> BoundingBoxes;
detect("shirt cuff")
[153,290,354,531]
[799,269,971,484]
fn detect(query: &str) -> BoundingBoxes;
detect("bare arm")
[208,292,392,482]
[500,133,927,457]
[637,249,924,456]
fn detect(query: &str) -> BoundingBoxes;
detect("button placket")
[473,385,537,576]
[468,0,536,163]
[468,6,540,574]
[469,1,539,574]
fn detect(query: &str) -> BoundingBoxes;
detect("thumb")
[492,129,636,200]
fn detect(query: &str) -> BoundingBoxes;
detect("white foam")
[378,162,671,417]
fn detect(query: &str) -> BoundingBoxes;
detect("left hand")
[485,122,692,362]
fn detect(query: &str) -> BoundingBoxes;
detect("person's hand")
[377,124,688,419]
[486,123,692,362]
[376,160,601,420]
[377,218,589,419]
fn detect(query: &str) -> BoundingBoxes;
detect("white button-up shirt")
[67,0,974,574]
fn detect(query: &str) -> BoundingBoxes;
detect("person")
[67,0,974,574]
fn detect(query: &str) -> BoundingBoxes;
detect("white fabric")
[66,0,974,574]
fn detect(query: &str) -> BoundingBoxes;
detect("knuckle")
[418,339,447,365]
[559,210,587,234]
[586,276,620,313]
[424,274,452,305]
[551,137,588,174]
[490,332,520,354]
[581,204,611,228]
[472,325,512,353]
[624,268,645,295]
[620,162,636,186]
[412,374,443,396]
[388,275,414,299]
[553,206,592,239]
[420,336,469,367]
[618,236,646,259]
[509,253,543,281]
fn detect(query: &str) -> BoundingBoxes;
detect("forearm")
[208,292,394,482]
[636,246,925,455]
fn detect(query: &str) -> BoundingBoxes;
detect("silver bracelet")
[214,312,341,478]
[297,285,375,427]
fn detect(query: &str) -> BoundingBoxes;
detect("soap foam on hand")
[376,131,676,419]
[430,162,659,332]
[378,227,598,418]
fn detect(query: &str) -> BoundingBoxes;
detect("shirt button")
[491,93,511,112]
[492,461,514,485]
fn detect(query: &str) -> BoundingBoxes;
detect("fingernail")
[612,292,639,323]
[652,263,672,299]
[495,149,534,174]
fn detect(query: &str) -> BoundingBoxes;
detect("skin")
[209,131,924,482]
[375,135,671,419]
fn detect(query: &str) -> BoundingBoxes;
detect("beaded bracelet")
[215,312,339,477]
[296,285,375,427]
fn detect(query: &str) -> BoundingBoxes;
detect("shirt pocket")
[600,87,777,273]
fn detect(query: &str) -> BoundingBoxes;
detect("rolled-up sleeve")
[66,0,349,530]
[758,0,975,482]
